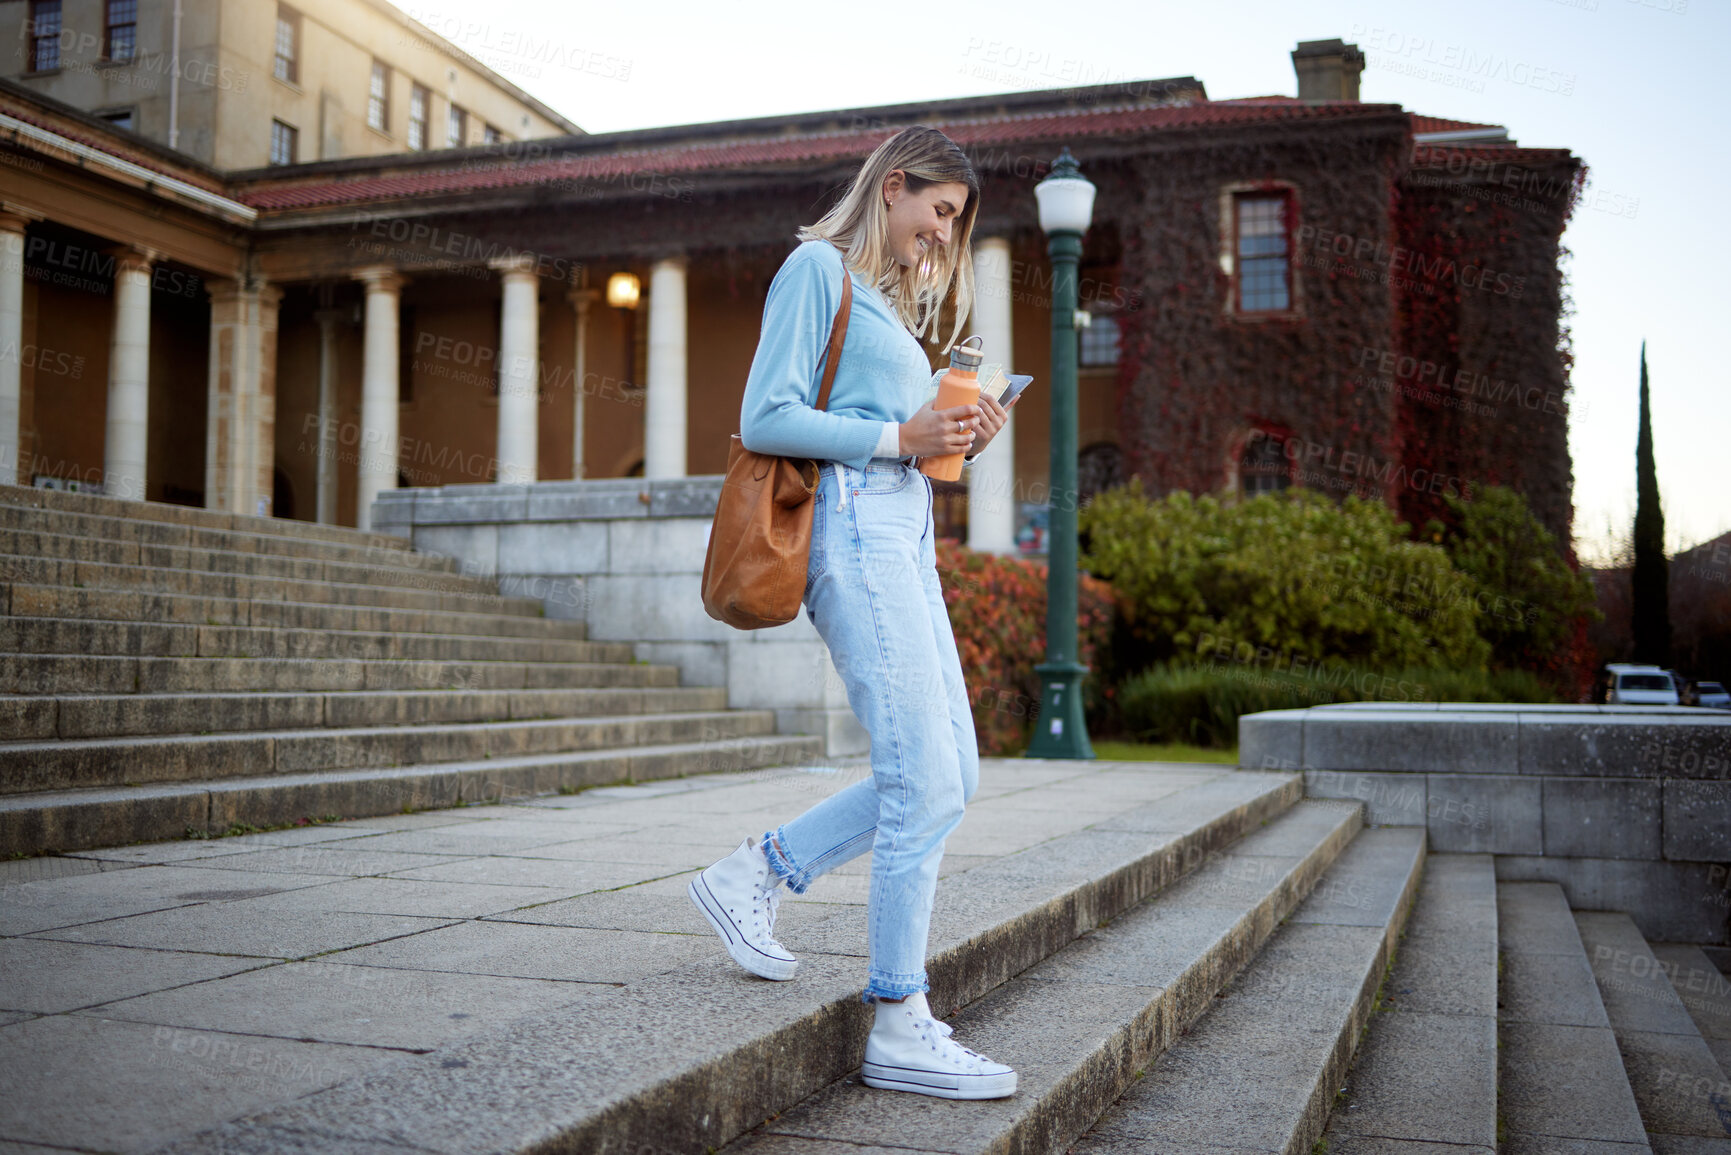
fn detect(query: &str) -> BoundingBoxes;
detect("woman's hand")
[966,392,1015,458]
[899,401,981,458]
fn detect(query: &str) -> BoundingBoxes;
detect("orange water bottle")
[919,335,985,481]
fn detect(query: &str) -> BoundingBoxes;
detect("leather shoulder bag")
[700,259,854,630]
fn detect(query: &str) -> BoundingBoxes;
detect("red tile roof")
[1411,143,1576,168]
[1411,114,1504,136]
[236,99,1410,213]
[0,100,226,194]
[1218,100,1504,141]
[4,77,1563,219]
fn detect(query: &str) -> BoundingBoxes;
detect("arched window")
[1077,442,1123,505]
[1239,431,1291,495]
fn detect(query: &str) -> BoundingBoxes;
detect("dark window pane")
[31,0,62,70]
[1236,193,1292,312]
[1239,233,1286,258]
[273,8,297,82]
[368,61,388,130]
[106,0,136,61]
[270,120,296,165]
[1079,315,1121,367]
[1240,434,1290,493]
[408,85,428,150]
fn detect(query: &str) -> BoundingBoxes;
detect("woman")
[687,126,1017,1101]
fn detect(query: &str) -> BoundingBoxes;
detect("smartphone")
[997,374,1034,408]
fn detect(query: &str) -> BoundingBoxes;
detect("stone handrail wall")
[1240,702,1731,942]
[371,479,865,757]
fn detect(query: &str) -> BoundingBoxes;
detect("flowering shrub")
[934,541,1117,755]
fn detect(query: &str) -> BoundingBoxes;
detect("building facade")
[2,0,578,168]
[0,39,1582,549]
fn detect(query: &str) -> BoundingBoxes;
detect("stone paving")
[0,757,1227,1154]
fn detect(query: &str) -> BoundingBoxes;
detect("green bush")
[1118,661,1557,748]
[1431,486,1600,688]
[1080,482,1490,674]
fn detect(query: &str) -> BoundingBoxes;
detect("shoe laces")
[751,865,784,940]
[908,1008,988,1069]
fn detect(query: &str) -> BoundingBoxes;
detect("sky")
[388,0,1728,564]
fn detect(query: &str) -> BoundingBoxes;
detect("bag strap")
[813,250,854,413]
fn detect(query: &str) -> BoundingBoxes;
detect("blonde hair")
[798,126,980,351]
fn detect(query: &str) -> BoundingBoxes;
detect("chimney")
[1291,39,1365,101]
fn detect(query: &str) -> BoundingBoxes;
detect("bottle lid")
[950,334,985,371]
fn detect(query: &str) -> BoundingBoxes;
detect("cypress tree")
[1631,342,1671,666]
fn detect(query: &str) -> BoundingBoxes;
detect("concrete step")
[0,481,413,553]
[1578,911,1731,1148]
[0,653,680,695]
[0,685,728,740]
[1063,825,1426,1154]
[0,511,458,575]
[148,769,1305,1155]
[0,529,501,596]
[1320,853,1500,1153]
[4,581,586,641]
[0,554,545,617]
[0,732,827,854]
[1498,882,1652,1152]
[726,799,1370,1155]
[1654,943,1731,1076]
[0,708,776,796]
[0,616,623,663]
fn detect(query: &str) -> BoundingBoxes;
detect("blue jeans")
[762,461,980,1001]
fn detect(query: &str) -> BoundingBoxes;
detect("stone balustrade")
[1241,702,1731,942]
[371,478,865,756]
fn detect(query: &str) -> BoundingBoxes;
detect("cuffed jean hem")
[761,830,812,895]
[861,972,930,1004]
[763,824,876,896]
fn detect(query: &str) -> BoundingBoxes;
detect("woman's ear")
[882,169,905,203]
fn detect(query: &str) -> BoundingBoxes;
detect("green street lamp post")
[1026,148,1096,760]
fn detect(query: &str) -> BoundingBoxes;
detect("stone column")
[645,256,687,479]
[0,205,38,485]
[354,266,405,532]
[968,235,1017,553]
[205,278,283,516]
[313,304,343,525]
[568,287,598,480]
[491,256,540,485]
[104,247,156,502]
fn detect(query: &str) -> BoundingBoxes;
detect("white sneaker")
[861,992,1017,1099]
[688,837,798,981]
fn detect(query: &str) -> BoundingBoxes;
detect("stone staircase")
[1312,879,1731,1155]
[0,483,822,854]
[132,766,1431,1154]
[2,726,1721,1152]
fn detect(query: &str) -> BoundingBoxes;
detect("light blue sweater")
[739,239,934,469]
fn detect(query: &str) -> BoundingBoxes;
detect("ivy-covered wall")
[1114,117,1410,509]
[1108,117,1581,548]
[1391,146,1581,544]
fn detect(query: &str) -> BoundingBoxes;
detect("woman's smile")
[885,175,969,270]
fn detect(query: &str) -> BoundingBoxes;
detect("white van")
[1605,664,1680,705]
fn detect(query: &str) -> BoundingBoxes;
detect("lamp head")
[1034,148,1096,236]
[606,271,641,309]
